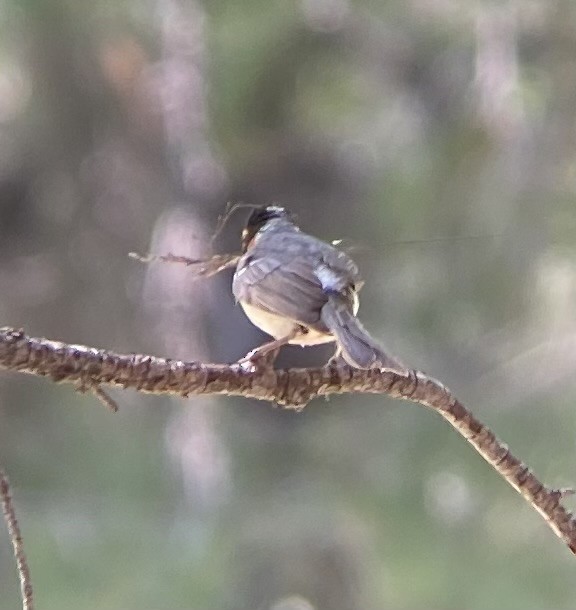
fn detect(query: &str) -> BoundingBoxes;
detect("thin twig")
[74,370,120,412]
[91,385,119,412]
[210,201,260,246]
[129,251,240,278]
[1,327,576,554]
[1,468,34,610]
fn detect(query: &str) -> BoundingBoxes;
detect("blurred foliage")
[2,0,576,608]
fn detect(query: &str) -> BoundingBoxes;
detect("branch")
[1,326,576,554]
[1,467,34,610]
[128,251,240,278]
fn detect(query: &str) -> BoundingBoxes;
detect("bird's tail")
[321,295,406,372]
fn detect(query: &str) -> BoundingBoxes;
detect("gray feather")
[321,294,405,372]
[233,256,328,328]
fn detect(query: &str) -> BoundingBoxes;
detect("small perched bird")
[232,205,405,371]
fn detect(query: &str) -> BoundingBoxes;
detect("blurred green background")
[2,0,576,608]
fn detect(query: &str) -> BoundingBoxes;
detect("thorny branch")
[1,326,576,555]
[1,468,34,610]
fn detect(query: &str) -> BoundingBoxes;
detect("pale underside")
[239,301,335,345]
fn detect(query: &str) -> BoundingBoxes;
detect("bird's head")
[241,205,294,252]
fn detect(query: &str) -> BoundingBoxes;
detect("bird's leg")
[237,327,305,368]
[238,343,281,367]
[327,345,346,367]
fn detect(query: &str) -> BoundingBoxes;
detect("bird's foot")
[326,346,347,368]
[237,346,280,372]
[327,353,347,368]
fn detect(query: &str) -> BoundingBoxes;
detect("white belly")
[240,301,335,346]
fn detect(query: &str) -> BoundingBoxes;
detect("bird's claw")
[236,347,280,372]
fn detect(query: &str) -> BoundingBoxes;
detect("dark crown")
[241,205,292,251]
[245,205,290,231]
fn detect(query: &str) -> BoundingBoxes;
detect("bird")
[232,205,406,372]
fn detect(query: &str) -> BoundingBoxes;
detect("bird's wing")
[318,247,363,292]
[233,254,327,326]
